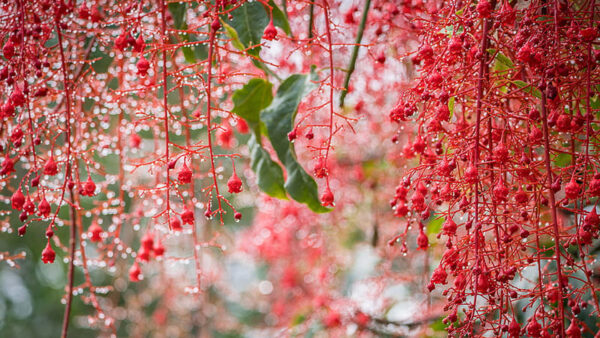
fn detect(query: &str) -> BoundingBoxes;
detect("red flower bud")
[181,208,195,225]
[141,233,154,251]
[11,189,25,210]
[41,242,55,264]
[137,56,150,77]
[170,216,182,231]
[178,163,192,184]
[476,0,492,18]
[321,187,334,207]
[417,227,428,250]
[564,178,580,200]
[43,157,59,176]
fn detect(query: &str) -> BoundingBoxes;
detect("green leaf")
[89,39,113,74]
[270,0,291,36]
[231,79,285,199]
[440,25,463,37]
[222,21,246,52]
[590,95,600,110]
[232,79,273,133]
[343,227,366,248]
[291,313,307,326]
[496,52,514,68]
[221,1,290,73]
[167,3,187,30]
[83,97,95,112]
[168,2,209,64]
[430,317,450,332]
[554,153,572,168]
[487,48,514,69]
[223,1,291,50]
[512,80,542,99]
[448,96,455,119]
[225,301,264,325]
[44,32,58,48]
[181,35,208,63]
[225,2,270,56]
[427,217,445,235]
[440,26,454,36]
[261,71,330,213]
[94,153,120,175]
[90,52,113,74]
[248,135,287,199]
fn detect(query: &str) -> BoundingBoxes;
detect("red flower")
[227,172,243,194]
[527,319,542,337]
[476,0,492,18]
[41,242,55,264]
[493,179,509,202]
[262,20,277,41]
[11,189,25,210]
[508,318,521,338]
[566,320,581,338]
[0,156,15,176]
[137,56,150,77]
[178,163,192,184]
[88,223,103,242]
[170,216,182,231]
[130,133,142,148]
[141,233,154,251]
[10,88,24,106]
[564,178,580,199]
[323,310,341,328]
[515,186,528,204]
[442,218,457,237]
[584,208,599,229]
[153,241,165,257]
[38,197,51,217]
[81,177,96,196]
[129,262,141,282]
[43,157,59,176]
[3,40,14,60]
[321,187,334,207]
[181,208,195,225]
[431,265,447,285]
[417,227,428,250]
[313,157,328,178]
[115,32,129,51]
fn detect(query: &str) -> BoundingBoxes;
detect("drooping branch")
[55,11,77,338]
[338,0,371,108]
[540,82,566,336]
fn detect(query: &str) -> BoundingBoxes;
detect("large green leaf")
[223,1,291,56]
[270,0,291,36]
[261,71,330,213]
[231,79,285,199]
[222,22,246,52]
[248,136,287,199]
[226,2,270,56]
[232,78,273,133]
